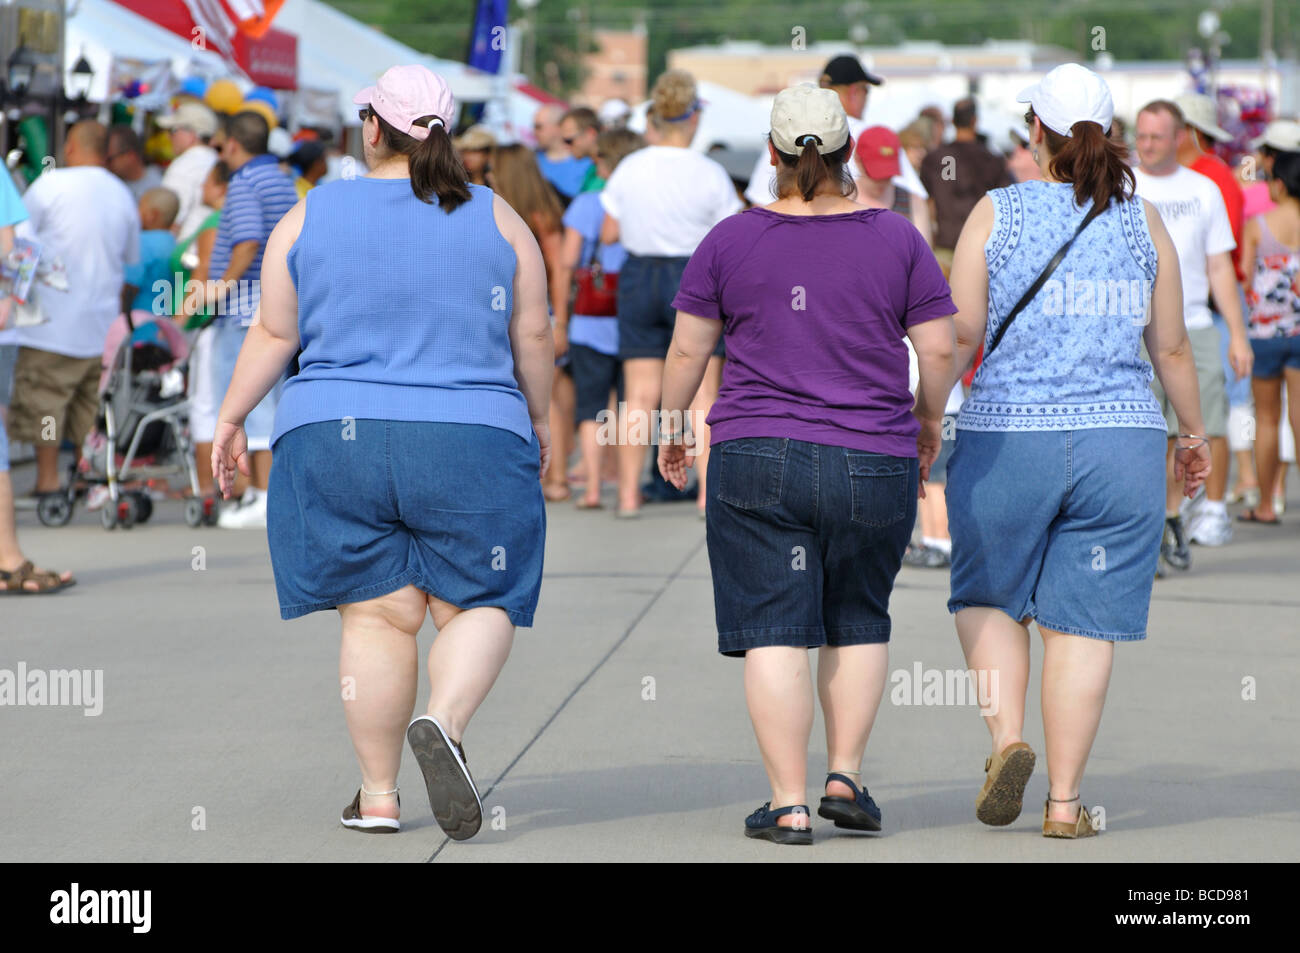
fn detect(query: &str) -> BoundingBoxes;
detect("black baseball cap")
[821,54,883,88]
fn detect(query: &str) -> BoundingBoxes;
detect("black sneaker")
[1161,515,1192,571]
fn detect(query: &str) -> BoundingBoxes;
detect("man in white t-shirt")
[9,121,140,498]
[1133,99,1253,559]
[744,55,929,209]
[158,101,220,240]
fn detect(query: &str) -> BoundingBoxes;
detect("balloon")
[244,86,279,111]
[204,79,243,115]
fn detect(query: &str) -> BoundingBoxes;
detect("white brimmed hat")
[1252,119,1300,152]
[1017,63,1113,138]
[770,84,849,156]
[1174,93,1232,142]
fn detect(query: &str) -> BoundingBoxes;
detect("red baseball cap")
[855,126,901,180]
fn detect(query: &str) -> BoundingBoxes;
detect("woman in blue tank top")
[212,66,554,841]
[942,65,1211,838]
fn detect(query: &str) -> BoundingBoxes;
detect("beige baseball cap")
[770,84,849,155]
[157,101,219,139]
[1174,93,1232,142]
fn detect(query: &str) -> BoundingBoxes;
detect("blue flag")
[467,0,508,75]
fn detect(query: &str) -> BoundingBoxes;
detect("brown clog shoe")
[975,741,1036,826]
[1042,800,1099,838]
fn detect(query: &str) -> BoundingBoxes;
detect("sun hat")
[157,101,219,138]
[770,84,850,156]
[354,65,456,142]
[452,124,496,151]
[1174,93,1232,142]
[1017,63,1114,138]
[1251,119,1300,152]
[855,125,901,179]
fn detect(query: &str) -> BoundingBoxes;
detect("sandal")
[975,741,1036,826]
[744,802,812,845]
[406,715,483,841]
[1042,797,1098,838]
[340,787,400,834]
[818,772,882,831]
[1237,509,1281,525]
[0,560,76,595]
[542,484,572,502]
[575,498,604,510]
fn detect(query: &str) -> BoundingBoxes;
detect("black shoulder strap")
[985,201,1107,357]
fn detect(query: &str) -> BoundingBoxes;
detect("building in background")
[577,28,647,108]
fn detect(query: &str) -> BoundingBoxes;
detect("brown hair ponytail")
[1030,107,1134,211]
[375,112,471,212]
[773,136,856,202]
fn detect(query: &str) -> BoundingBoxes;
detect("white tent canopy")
[274,0,496,126]
[65,0,234,107]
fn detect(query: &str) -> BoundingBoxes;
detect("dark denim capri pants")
[268,420,545,625]
[706,437,917,657]
[618,254,725,360]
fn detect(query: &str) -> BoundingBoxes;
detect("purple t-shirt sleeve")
[902,226,956,327]
[671,228,722,320]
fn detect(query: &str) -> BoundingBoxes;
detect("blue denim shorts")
[946,427,1166,641]
[267,420,546,625]
[618,254,724,360]
[1250,334,1300,379]
[706,437,917,657]
[0,344,14,472]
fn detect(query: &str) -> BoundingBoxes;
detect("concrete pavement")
[2,466,1298,862]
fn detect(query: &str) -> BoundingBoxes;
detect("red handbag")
[572,241,619,317]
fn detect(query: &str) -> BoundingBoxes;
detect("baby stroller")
[36,312,216,530]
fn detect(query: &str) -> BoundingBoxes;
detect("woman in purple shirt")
[659,85,957,845]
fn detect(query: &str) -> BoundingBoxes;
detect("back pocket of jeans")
[846,454,909,527]
[716,439,787,510]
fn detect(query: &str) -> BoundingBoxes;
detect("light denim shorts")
[0,344,16,472]
[946,427,1166,641]
[212,321,282,450]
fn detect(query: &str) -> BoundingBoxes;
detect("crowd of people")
[2,48,1298,850]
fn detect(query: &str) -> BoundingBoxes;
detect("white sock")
[922,536,952,555]
[1202,499,1227,517]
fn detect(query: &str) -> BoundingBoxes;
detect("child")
[125,187,180,317]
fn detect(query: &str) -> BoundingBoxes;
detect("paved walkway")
[3,465,1298,862]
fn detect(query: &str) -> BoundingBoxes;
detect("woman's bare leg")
[423,595,515,745]
[1040,625,1114,823]
[1251,376,1282,520]
[956,607,1030,757]
[817,643,889,799]
[337,584,426,819]
[577,419,604,507]
[745,646,813,825]
[619,358,662,513]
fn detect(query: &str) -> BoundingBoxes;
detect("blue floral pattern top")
[958,180,1169,433]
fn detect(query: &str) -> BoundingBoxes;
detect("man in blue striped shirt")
[204,110,299,528]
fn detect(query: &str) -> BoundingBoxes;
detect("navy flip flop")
[818,773,882,831]
[744,802,812,845]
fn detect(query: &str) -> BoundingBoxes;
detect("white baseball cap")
[1017,63,1114,138]
[1252,119,1300,152]
[770,84,849,156]
[1174,93,1232,142]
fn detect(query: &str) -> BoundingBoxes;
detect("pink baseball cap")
[353,65,455,141]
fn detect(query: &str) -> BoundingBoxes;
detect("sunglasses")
[562,136,576,146]
[358,106,373,123]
